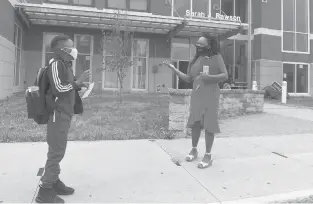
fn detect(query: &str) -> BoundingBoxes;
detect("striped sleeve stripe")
[51,61,73,92]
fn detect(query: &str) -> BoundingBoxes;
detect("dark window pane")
[283,63,295,93]
[76,35,92,54]
[171,38,190,60]
[73,0,93,6]
[76,54,91,82]
[14,25,17,46]
[235,0,247,23]
[129,0,148,11]
[283,0,294,31]
[103,56,119,88]
[221,0,234,16]
[173,0,190,17]
[296,64,308,93]
[283,32,295,51]
[192,0,209,18]
[296,33,308,52]
[108,0,126,9]
[296,0,308,33]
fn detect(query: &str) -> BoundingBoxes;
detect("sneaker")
[53,179,75,195]
[35,186,64,203]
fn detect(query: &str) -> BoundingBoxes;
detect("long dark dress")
[187,54,227,133]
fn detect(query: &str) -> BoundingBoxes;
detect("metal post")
[282,81,287,104]
[247,0,252,89]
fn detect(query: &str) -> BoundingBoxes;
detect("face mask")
[61,47,78,60]
[196,45,208,54]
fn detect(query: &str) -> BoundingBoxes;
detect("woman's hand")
[162,60,176,70]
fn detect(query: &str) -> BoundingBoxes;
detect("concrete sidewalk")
[1,134,313,203]
[264,103,313,121]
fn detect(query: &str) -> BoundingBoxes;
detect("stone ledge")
[168,88,265,96]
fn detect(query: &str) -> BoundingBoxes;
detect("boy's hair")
[50,35,71,49]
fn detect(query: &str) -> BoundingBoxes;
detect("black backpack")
[26,60,56,124]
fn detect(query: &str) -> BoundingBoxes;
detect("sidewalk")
[1,133,313,203]
[264,103,313,121]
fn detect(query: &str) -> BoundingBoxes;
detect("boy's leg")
[36,111,71,203]
[42,111,71,185]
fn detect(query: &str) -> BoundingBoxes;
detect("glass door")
[74,34,93,82]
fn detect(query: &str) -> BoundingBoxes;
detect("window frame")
[13,23,22,88]
[45,0,95,7]
[281,0,310,54]
[131,38,149,91]
[102,53,120,90]
[106,0,151,12]
[73,34,94,83]
[282,62,310,95]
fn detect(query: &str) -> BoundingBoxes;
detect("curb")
[218,189,313,203]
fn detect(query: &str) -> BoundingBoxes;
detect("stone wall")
[168,89,265,135]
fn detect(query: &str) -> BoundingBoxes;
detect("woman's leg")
[186,122,201,161]
[202,130,215,164]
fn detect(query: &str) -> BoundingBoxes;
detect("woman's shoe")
[185,148,198,162]
[197,153,213,169]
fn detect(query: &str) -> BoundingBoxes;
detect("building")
[0,0,311,99]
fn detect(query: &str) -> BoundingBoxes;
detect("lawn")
[0,91,173,143]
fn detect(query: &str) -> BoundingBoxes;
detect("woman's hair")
[189,33,219,69]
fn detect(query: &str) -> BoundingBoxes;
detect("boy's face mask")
[61,47,78,61]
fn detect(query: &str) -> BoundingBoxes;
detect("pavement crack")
[156,143,221,204]
[272,152,288,158]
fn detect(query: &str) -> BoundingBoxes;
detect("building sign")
[185,10,241,22]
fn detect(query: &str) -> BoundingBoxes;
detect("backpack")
[26,60,55,124]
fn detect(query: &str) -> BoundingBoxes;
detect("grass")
[0,91,174,143]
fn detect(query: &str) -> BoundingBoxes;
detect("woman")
[163,33,228,169]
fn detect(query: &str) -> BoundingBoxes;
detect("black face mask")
[196,45,209,54]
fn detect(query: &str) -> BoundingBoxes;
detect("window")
[43,33,61,66]
[282,0,310,53]
[132,39,148,90]
[46,0,94,6]
[107,0,148,11]
[103,55,119,89]
[283,63,309,93]
[74,35,93,82]
[14,24,22,87]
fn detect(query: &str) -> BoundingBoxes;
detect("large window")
[107,0,149,12]
[74,35,93,82]
[43,33,61,66]
[171,0,247,23]
[283,63,309,93]
[132,39,148,90]
[282,0,310,53]
[102,55,119,89]
[14,24,22,87]
[46,0,94,6]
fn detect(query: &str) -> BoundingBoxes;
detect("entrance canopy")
[15,2,248,38]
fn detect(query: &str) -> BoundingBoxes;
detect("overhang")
[15,3,248,37]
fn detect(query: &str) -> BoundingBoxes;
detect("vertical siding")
[0,35,15,99]
[0,0,15,43]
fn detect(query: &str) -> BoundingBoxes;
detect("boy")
[36,35,90,203]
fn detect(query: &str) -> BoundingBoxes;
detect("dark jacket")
[46,58,81,116]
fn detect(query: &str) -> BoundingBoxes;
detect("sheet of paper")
[82,82,94,99]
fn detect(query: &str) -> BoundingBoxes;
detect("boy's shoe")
[53,179,75,195]
[35,186,64,203]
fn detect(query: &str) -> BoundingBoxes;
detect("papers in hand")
[82,82,94,99]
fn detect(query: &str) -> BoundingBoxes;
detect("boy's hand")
[76,70,91,84]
